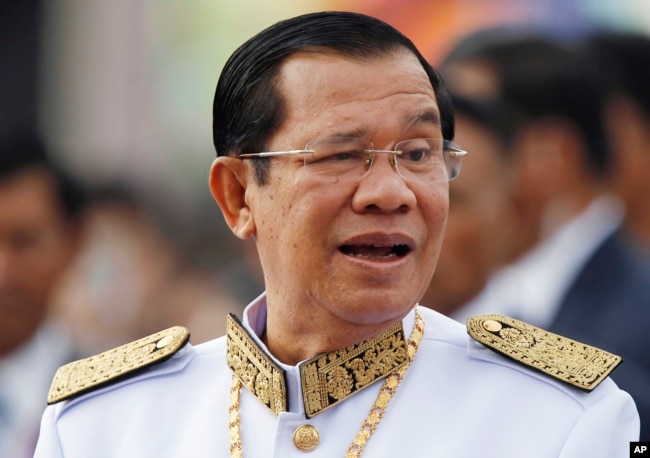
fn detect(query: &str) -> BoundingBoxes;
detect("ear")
[605,95,646,152]
[209,157,256,239]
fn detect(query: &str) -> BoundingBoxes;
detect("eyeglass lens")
[302,137,460,182]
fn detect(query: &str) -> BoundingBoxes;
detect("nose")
[351,152,416,213]
[367,150,400,175]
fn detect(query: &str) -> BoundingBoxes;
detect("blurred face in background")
[422,112,514,315]
[605,96,650,247]
[0,168,78,357]
[442,57,501,101]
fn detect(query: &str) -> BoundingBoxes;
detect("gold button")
[482,320,502,332]
[293,424,319,452]
[156,335,174,349]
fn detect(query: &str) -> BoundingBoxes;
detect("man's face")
[0,168,77,356]
[245,50,449,327]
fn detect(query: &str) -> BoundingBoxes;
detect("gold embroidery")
[229,376,243,458]
[229,308,425,458]
[227,313,409,418]
[300,321,407,418]
[345,309,424,458]
[47,326,190,404]
[226,314,287,415]
[467,314,622,391]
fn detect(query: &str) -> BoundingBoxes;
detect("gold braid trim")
[346,309,424,457]
[467,314,622,391]
[229,376,243,458]
[227,312,409,418]
[299,319,407,418]
[226,314,287,415]
[47,326,190,404]
[228,308,425,457]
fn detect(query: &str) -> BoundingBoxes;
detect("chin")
[333,292,416,326]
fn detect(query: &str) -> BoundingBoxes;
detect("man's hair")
[495,35,610,177]
[447,29,608,177]
[212,11,454,185]
[581,29,650,120]
[449,92,497,132]
[0,134,85,222]
[442,26,612,177]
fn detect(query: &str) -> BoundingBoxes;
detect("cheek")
[423,187,449,230]
[255,183,330,254]
[418,188,449,274]
[24,237,71,284]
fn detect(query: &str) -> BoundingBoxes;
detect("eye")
[328,150,362,161]
[402,146,430,163]
[304,148,365,170]
[311,145,366,163]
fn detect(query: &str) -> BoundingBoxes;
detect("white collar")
[453,195,623,327]
[236,292,416,415]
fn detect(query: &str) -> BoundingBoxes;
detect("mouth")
[339,243,411,260]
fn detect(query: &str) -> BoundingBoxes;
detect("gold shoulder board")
[47,326,190,404]
[467,314,622,391]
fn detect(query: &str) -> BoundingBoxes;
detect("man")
[35,12,638,457]
[583,30,650,253]
[0,135,84,457]
[444,30,650,440]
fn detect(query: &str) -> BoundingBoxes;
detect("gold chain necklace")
[229,308,425,457]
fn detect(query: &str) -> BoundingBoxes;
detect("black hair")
[212,11,454,185]
[448,92,496,130]
[496,36,610,176]
[441,25,562,71]
[443,28,610,176]
[581,29,650,121]
[0,133,86,221]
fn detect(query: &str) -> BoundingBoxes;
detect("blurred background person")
[439,26,535,102]
[435,28,650,439]
[0,135,85,458]
[420,93,521,316]
[51,183,244,353]
[2,0,257,367]
[582,30,650,254]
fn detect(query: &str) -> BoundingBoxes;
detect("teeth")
[340,243,409,259]
[348,252,398,259]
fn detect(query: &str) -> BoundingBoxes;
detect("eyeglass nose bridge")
[363,149,402,177]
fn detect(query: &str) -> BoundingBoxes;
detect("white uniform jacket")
[35,295,639,457]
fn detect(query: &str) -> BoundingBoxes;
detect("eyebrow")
[404,109,441,129]
[317,109,442,142]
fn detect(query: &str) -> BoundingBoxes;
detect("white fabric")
[0,323,75,458]
[452,195,624,327]
[34,295,639,457]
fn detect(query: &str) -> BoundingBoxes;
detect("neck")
[624,198,650,249]
[539,187,600,240]
[261,300,410,366]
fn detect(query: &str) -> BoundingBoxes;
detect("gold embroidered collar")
[226,313,410,418]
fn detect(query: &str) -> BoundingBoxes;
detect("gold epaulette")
[467,314,622,392]
[47,326,190,404]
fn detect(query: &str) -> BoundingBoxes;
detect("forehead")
[0,169,61,226]
[273,49,440,142]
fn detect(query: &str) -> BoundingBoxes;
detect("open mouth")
[339,243,411,259]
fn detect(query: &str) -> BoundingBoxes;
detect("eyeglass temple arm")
[446,148,468,158]
[238,150,311,159]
